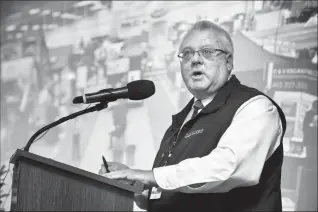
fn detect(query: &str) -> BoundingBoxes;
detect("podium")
[9,149,144,211]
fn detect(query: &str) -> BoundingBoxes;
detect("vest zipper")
[164,129,180,166]
[156,129,178,167]
[164,113,203,166]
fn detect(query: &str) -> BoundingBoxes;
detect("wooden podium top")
[10,149,144,194]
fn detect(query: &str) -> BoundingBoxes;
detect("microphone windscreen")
[73,96,83,104]
[127,80,155,100]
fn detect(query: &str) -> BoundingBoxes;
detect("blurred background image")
[0,1,317,211]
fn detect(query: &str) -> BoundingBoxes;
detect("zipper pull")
[172,129,179,146]
[172,140,177,146]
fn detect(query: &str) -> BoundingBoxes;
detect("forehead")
[180,30,222,51]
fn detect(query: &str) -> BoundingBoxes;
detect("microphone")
[72,80,155,104]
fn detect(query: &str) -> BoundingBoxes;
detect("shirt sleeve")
[152,95,283,193]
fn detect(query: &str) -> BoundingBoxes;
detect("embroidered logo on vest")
[184,129,204,138]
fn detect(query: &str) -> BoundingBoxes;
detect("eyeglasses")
[177,48,228,63]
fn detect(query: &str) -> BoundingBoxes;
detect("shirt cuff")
[153,165,181,190]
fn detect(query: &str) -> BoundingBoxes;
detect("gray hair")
[180,20,234,55]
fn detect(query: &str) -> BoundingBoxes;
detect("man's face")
[179,30,231,99]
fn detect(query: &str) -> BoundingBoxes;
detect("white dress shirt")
[153,95,283,193]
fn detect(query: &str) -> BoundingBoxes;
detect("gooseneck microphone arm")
[23,102,109,152]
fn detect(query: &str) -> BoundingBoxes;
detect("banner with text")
[270,61,317,96]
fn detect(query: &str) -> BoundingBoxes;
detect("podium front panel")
[12,158,134,211]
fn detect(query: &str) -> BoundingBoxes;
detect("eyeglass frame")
[177,48,230,63]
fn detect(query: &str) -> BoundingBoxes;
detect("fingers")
[100,163,105,170]
[108,165,118,172]
[101,166,106,173]
[102,170,127,180]
[108,162,129,171]
[98,164,107,175]
[99,162,130,175]
[98,169,104,175]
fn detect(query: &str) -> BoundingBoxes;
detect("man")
[303,100,317,166]
[99,20,286,212]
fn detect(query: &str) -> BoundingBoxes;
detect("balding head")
[180,20,234,57]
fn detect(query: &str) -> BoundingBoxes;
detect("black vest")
[148,75,286,212]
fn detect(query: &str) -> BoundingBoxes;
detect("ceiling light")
[90,2,103,11]
[48,24,58,29]
[6,25,16,31]
[27,36,36,41]
[16,33,23,39]
[50,57,58,63]
[90,6,102,11]
[52,11,61,17]
[32,25,40,30]
[29,8,40,15]
[21,25,29,31]
[42,9,51,15]
[61,13,81,20]
[74,1,95,7]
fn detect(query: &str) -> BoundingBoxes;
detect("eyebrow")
[180,46,193,51]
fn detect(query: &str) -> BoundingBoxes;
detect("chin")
[189,81,208,90]
[188,86,208,96]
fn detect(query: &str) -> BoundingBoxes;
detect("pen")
[102,156,110,173]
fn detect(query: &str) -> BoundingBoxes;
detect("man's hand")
[98,162,158,188]
[98,161,129,175]
[101,169,158,188]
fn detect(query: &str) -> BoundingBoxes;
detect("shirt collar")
[194,95,215,109]
[171,75,240,130]
[201,75,240,114]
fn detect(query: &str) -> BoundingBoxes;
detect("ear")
[226,54,233,71]
[227,63,232,71]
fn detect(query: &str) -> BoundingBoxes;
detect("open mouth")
[192,71,203,77]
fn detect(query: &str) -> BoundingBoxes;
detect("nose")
[191,51,203,65]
